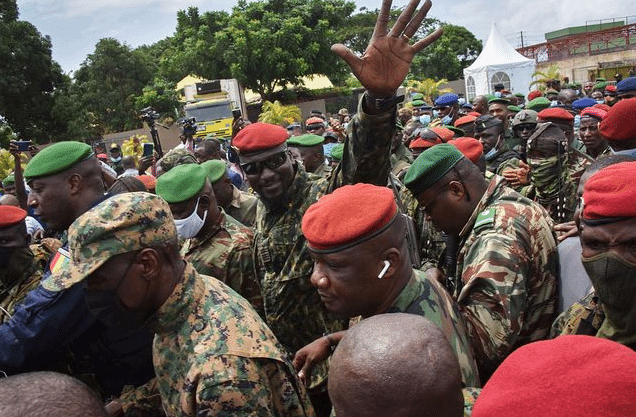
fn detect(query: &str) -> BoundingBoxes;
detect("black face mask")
[0,247,15,269]
[84,262,150,333]
[0,246,35,290]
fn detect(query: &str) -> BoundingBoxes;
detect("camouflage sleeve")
[457,232,530,375]
[195,359,314,417]
[119,378,164,417]
[225,243,264,318]
[330,94,396,189]
[463,387,481,416]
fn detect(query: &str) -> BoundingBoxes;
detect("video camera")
[178,117,198,137]
[140,107,160,124]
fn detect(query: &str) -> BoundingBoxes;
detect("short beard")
[260,188,291,213]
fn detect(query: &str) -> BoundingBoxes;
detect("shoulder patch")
[474,208,495,232]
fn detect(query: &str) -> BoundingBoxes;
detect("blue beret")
[462,103,473,109]
[617,77,636,95]
[572,98,597,111]
[434,93,459,107]
[24,141,93,181]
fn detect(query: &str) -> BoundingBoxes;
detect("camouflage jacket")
[385,269,480,387]
[226,185,259,228]
[126,264,315,417]
[463,387,481,416]
[181,211,263,318]
[550,291,604,338]
[254,99,396,388]
[567,147,593,188]
[451,176,559,378]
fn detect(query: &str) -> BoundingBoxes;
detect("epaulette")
[473,207,496,233]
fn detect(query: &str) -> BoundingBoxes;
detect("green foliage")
[411,24,482,81]
[258,100,301,126]
[0,0,66,143]
[406,79,452,103]
[134,78,180,121]
[0,118,16,149]
[530,65,562,91]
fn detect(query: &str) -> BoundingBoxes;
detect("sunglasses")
[241,151,288,175]
[306,126,322,132]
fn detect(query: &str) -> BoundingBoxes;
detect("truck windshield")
[185,102,232,122]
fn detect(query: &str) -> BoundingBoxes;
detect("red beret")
[527,90,543,101]
[0,205,27,228]
[537,107,574,122]
[454,115,477,127]
[472,336,636,417]
[96,153,108,160]
[593,103,611,112]
[605,84,617,93]
[305,117,324,126]
[580,107,607,121]
[468,111,481,117]
[430,126,454,142]
[233,122,288,154]
[599,98,636,141]
[409,137,440,150]
[302,183,397,252]
[582,161,636,220]
[448,137,483,164]
[136,174,157,191]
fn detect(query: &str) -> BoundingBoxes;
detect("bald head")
[0,372,107,417]
[0,194,20,206]
[329,313,464,417]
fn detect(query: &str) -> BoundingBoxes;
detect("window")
[466,76,476,100]
[490,72,511,92]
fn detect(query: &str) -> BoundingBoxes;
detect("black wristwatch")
[365,93,405,112]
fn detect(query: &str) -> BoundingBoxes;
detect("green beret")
[507,105,522,113]
[411,99,425,107]
[156,163,206,203]
[24,141,92,181]
[2,174,15,187]
[514,93,525,98]
[485,94,496,101]
[527,97,552,112]
[201,159,227,184]
[404,144,464,195]
[287,134,324,147]
[330,143,344,161]
[411,93,424,101]
[488,97,510,105]
[595,77,606,82]
[444,125,465,137]
[594,81,609,91]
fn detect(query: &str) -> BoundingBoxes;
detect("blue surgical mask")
[596,100,604,104]
[419,115,431,125]
[441,115,453,125]
[432,110,439,119]
[494,91,502,98]
[484,147,499,161]
[574,115,581,129]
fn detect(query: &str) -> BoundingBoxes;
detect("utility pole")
[520,31,524,49]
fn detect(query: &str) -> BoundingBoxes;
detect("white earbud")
[378,260,390,279]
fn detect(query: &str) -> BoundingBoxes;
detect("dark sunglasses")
[306,126,322,132]
[241,151,288,175]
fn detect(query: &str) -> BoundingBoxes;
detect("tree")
[258,101,301,126]
[530,64,562,91]
[134,78,180,121]
[411,24,482,81]
[406,78,452,103]
[0,0,66,143]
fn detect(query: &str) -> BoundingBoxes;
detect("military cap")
[430,126,454,142]
[507,105,521,113]
[110,143,120,151]
[461,103,474,110]
[484,94,496,102]
[514,92,525,99]
[473,114,503,132]
[537,107,574,123]
[2,174,15,187]
[511,110,538,127]
[330,143,344,161]
[338,108,349,116]
[434,93,459,107]
[24,141,93,181]
[617,76,636,95]
[411,93,424,101]
[593,81,608,91]
[411,99,425,107]
[41,192,177,292]
[409,137,440,150]
[545,88,559,97]
[233,122,288,154]
[324,131,340,142]
[200,159,227,184]
[605,84,617,94]
[468,111,482,117]
[582,162,636,222]
[286,122,301,131]
[580,107,606,121]
[155,163,206,203]
[136,174,156,191]
[526,97,551,112]
[0,205,27,228]
[157,148,197,174]
[493,83,505,90]
[571,97,596,111]
[287,134,324,147]
[488,97,510,106]
[305,117,325,126]
[595,77,607,82]
[404,144,465,195]
[448,137,483,164]
[444,125,465,137]
[599,98,636,141]
[527,90,543,101]
[593,103,611,112]
[472,336,636,417]
[96,153,109,162]
[302,183,397,253]
[454,115,476,127]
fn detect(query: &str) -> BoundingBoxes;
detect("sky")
[17,0,633,74]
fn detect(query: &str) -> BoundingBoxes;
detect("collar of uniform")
[181,211,227,254]
[382,270,420,315]
[230,185,242,209]
[459,176,505,239]
[153,262,199,335]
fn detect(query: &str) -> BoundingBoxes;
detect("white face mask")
[173,197,207,239]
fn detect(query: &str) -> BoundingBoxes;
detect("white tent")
[463,23,536,99]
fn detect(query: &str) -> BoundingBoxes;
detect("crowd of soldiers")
[1,0,636,415]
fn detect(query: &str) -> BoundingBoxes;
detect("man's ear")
[448,180,466,200]
[136,248,161,280]
[67,173,83,195]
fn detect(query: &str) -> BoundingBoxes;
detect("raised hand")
[332,0,443,98]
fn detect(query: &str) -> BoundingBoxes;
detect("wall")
[535,49,636,83]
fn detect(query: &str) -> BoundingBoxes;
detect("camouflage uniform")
[226,185,259,228]
[312,163,332,179]
[463,387,481,416]
[449,176,558,378]
[254,102,397,388]
[181,210,263,317]
[567,147,593,187]
[384,269,480,387]
[550,291,604,338]
[125,263,315,417]
[485,147,522,177]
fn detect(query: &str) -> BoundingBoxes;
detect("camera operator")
[176,117,197,152]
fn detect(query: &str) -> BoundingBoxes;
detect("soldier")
[473,114,521,177]
[454,114,477,138]
[155,164,262,315]
[472,95,489,116]
[287,135,329,177]
[231,0,443,412]
[201,159,258,227]
[404,144,558,379]
[294,183,480,387]
[328,314,475,417]
[0,142,154,397]
[305,117,326,136]
[526,97,551,112]
[433,93,460,126]
[154,147,198,177]
[617,76,636,99]
[193,138,222,163]
[599,97,636,157]
[43,192,314,417]
[510,109,538,160]
[2,174,16,196]
[471,336,636,416]
[578,107,610,159]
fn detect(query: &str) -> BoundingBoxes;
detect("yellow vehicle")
[182,79,244,139]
